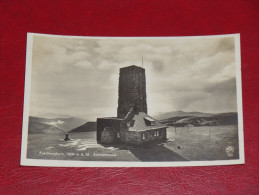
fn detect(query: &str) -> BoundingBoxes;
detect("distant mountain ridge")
[69,122,97,133]
[28,120,63,134]
[34,113,72,119]
[156,111,238,127]
[28,116,86,134]
[154,110,215,120]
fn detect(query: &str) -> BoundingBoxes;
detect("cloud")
[73,60,93,69]
[205,78,236,95]
[29,35,238,120]
[150,59,165,72]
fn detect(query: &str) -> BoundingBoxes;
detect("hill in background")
[154,110,215,120]
[28,120,63,134]
[69,122,97,133]
[28,110,237,134]
[156,111,238,127]
[28,116,86,134]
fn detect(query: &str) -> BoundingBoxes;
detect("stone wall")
[96,118,124,142]
[120,130,142,145]
[101,127,116,144]
[121,128,167,145]
[141,128,167,143]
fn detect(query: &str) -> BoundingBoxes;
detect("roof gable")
[128,112,167,131]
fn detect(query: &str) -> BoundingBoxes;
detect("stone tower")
[117,65,147,118]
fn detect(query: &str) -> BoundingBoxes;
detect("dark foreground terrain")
[27,125,239,162]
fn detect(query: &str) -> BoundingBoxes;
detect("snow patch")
[46,120,64,126]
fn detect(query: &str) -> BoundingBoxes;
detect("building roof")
[128,112,167,132]
[144,116,155,122]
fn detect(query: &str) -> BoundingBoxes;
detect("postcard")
[21,33,244,167]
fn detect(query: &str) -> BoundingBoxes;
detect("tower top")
[120,65,145,71]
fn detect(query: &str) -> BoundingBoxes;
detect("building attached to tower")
[97,65,167,145]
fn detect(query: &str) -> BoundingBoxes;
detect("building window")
[154,130,159,137]
[141,133,146,140]
[144,117,155,126]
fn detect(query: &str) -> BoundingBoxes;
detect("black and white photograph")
[21,33,244,167]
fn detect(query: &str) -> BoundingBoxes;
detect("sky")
[29,35,238,120]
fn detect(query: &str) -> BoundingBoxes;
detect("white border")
[21,33,244,167]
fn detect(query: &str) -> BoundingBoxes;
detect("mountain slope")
[155,110,214,120]
[28,120,63,134]
[29,116,86,132]
[70,122,97,132]
[160,112,238,127]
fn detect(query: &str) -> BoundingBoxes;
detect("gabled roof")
[128,112,167,132]
[144,116,155,122]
